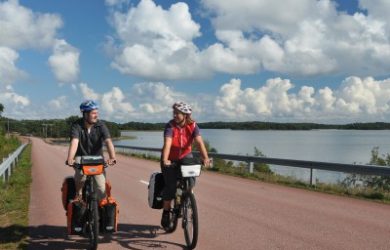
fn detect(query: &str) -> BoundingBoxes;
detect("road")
[27,137,390,249]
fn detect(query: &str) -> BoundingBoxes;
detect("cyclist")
[66,100,117,201]
[160,102,211,228]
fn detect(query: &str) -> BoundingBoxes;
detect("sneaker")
[161,210,170,228]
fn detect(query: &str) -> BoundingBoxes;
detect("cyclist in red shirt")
[160,102,211,228]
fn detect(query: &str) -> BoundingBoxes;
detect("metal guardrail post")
[248,162,254,174]
[0,143,27,184]
[310,168,313,185]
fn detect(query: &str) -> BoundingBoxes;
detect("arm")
[66,138,79,165]
[105,138,117,165]
[194,136,211,167]
[162,137,172,166]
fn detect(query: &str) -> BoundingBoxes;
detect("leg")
[161,165,178,210]
[160,163,178,228]
[94,173,106,201]
[74,169,86,198]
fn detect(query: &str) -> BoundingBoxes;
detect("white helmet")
[172,102,192,114]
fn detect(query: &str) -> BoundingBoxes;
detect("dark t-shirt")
[71,119,111,156]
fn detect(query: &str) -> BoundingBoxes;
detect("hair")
[185,114,195,125]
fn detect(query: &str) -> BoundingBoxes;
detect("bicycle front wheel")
[88,199,99,250]
[183,192,198,249]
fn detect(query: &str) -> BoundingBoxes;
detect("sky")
[0,0,390,123]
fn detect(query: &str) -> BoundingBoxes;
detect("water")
[116,129,390,183]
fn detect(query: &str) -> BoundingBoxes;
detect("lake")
[115,129,390,184]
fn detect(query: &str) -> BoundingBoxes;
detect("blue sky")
[1,0,390,123]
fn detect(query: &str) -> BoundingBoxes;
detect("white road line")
[140,180,149,185]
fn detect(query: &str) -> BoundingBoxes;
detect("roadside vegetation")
[122,140,390,204]
[0,104,31,249]
[0,143,32,249]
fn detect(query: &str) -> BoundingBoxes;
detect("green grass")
[0,135,20,159]
[0,144,32,249]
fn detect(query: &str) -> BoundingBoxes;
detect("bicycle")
[162,160,202,249]
[69,155,108,250]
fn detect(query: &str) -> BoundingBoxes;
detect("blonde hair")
[186,115,195,125]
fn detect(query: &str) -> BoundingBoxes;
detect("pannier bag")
[99,197,119,232]
[148,172,164,209]
[61,177,76,210]
[67,200,86,235]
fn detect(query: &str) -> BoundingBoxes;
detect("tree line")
[2,102,390,138]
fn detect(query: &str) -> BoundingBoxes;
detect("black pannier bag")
[67,200,86,235]
[99,197,119,232]
[148,172,164,209]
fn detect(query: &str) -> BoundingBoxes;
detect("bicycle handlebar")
[65,161,113,169]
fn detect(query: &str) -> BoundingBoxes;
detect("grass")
[0,144,32,250]
[0,135,20,159]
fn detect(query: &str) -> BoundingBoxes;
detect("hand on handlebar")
[202,158,212,168]
[162,160,172,167]
[106,159,117,166]
[65,159,75,167]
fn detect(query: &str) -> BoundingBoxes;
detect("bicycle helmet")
[80,100,99,112]
[172,102,192,114]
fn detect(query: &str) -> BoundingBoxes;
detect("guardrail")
[0,143,28,183]
[114,144,390,185]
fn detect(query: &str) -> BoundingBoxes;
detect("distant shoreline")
[120,121,390,131]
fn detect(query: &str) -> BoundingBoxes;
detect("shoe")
[161,210,170,228]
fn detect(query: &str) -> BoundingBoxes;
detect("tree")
[0,103,3,116]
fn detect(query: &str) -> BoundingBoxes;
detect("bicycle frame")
[164,162,201,249]
[72,156,106,250]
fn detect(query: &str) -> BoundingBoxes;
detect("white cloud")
[79,83,100,100]
[79,83,134,121]
[0,85,30,109]
[108,0,211,80]
[49,96,68,109]
[359,0,390,30]
[106,0,390,80]
[0,0,63,50]
[105,0,130,7]
[48,39,80,84]
[214,77,390,122]
[0,46,25,85]
[132,82,186,115]
[201,0,318,36]
[202,0,390,76]
[101,87,134,114]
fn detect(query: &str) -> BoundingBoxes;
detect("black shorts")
[160,155,196,200]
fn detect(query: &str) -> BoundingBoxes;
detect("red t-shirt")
[164,120,200,160]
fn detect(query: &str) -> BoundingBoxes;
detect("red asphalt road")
[27,137,390,250]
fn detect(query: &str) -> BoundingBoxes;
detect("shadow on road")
[1,223,187,250]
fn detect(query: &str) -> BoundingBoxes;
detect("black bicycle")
[162,161,202,249]
[71,155,107,250]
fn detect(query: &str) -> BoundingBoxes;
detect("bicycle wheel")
[164,208,179,233]
[183,192,198,249]
[87,199,99,250]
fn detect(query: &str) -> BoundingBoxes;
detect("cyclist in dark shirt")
[66,100,116,200]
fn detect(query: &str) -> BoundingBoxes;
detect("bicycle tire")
[87,179,99,250]
[163,208,179,233]
[183,192,198,249]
